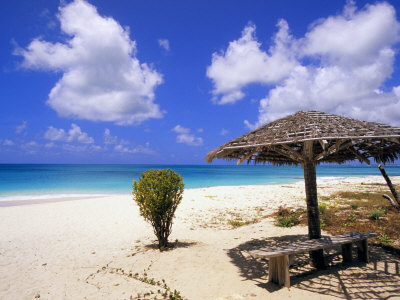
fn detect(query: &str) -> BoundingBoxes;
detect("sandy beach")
[1,176,400,299]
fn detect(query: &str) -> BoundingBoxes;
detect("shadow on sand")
[144,240,198,251]
[228,235,400,299]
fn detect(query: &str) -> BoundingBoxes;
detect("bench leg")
[309,249,325,269]
[342,242,353,263]
[356,239,369,262]
[268,255,290,288]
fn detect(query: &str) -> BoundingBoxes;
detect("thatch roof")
[206,111,400,165]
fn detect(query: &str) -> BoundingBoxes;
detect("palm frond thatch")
[206,111,400,165]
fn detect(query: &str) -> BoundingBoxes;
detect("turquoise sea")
[1,164,400,201]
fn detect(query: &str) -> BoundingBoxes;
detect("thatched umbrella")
[206,110,400,267]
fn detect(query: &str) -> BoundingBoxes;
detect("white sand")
[1,176,400,299]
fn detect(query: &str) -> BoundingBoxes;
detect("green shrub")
[133,169,184,249]
[276,206,300,228]
[348,212,357,222]
[278,215,299,228]
[319,203,327,215]
[350,203,359,210]
[227,219,246,228]
[378,233,393,244]
[370,208,386,220]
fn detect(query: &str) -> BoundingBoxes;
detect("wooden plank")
[222,135,400,150]
[348,146,370,165]
[250,232,377,259]
[236,147,260,165]
[315,139,346,161]
[319,139,329,151]
[270,145,302,162]
[281,144,303,162]
[256,233,377,288]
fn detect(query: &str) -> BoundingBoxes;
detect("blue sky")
[1,0,400,164]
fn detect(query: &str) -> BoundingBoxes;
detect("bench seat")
[249,232,377,288]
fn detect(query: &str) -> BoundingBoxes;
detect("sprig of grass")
[370,208,386,220]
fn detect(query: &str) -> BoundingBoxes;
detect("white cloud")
[44,123,94,144]
[114,142,155,155]
[208,2,400,127]
[158,39,170,51]
[220,128,229,136]
[62,144,101,152]
[45,142,56,148]
[16,0,163,125]
[21,141,39,154]
[172,125,190,134]
[25,141,38,147]
[302,1,399,66]
[16,121,27,134]
[104,128,155,155]
[44,126,65,141]
[104,128,118,144]
[206,21,298,104]
[3,139,15,146]
[173,125,203,146]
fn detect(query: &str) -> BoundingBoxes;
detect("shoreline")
[1,175,398,207]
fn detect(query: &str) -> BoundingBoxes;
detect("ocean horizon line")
[1,164,400,200]
[0,174,391,203]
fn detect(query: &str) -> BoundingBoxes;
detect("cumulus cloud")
[207,21,298,104]
[44,123,94,144]
[16,121,27,134]
[208,2,400,127]
[158,39,170,51]
[172,125,203,146]
[16,0,163,125]
[302,1,399,66]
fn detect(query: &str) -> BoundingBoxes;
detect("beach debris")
[378,164,400,209]
[382,194,399,209]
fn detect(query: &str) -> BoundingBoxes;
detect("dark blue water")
[0,164,399,199]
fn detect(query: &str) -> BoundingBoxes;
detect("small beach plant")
[133,169,184,249]
[276,207,300,228]
[370,208,386,220]
[378,233,393,244]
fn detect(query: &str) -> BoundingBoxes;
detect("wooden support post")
[303,141,325,269]
[378,165,400,207]
[356,240,369,262]
[268,255,290,288]
[342,243,353,263]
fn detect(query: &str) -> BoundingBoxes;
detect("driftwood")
[378,164,400,208]
[382,194,399,209]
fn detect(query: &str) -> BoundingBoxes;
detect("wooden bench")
[249,232,378,288]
